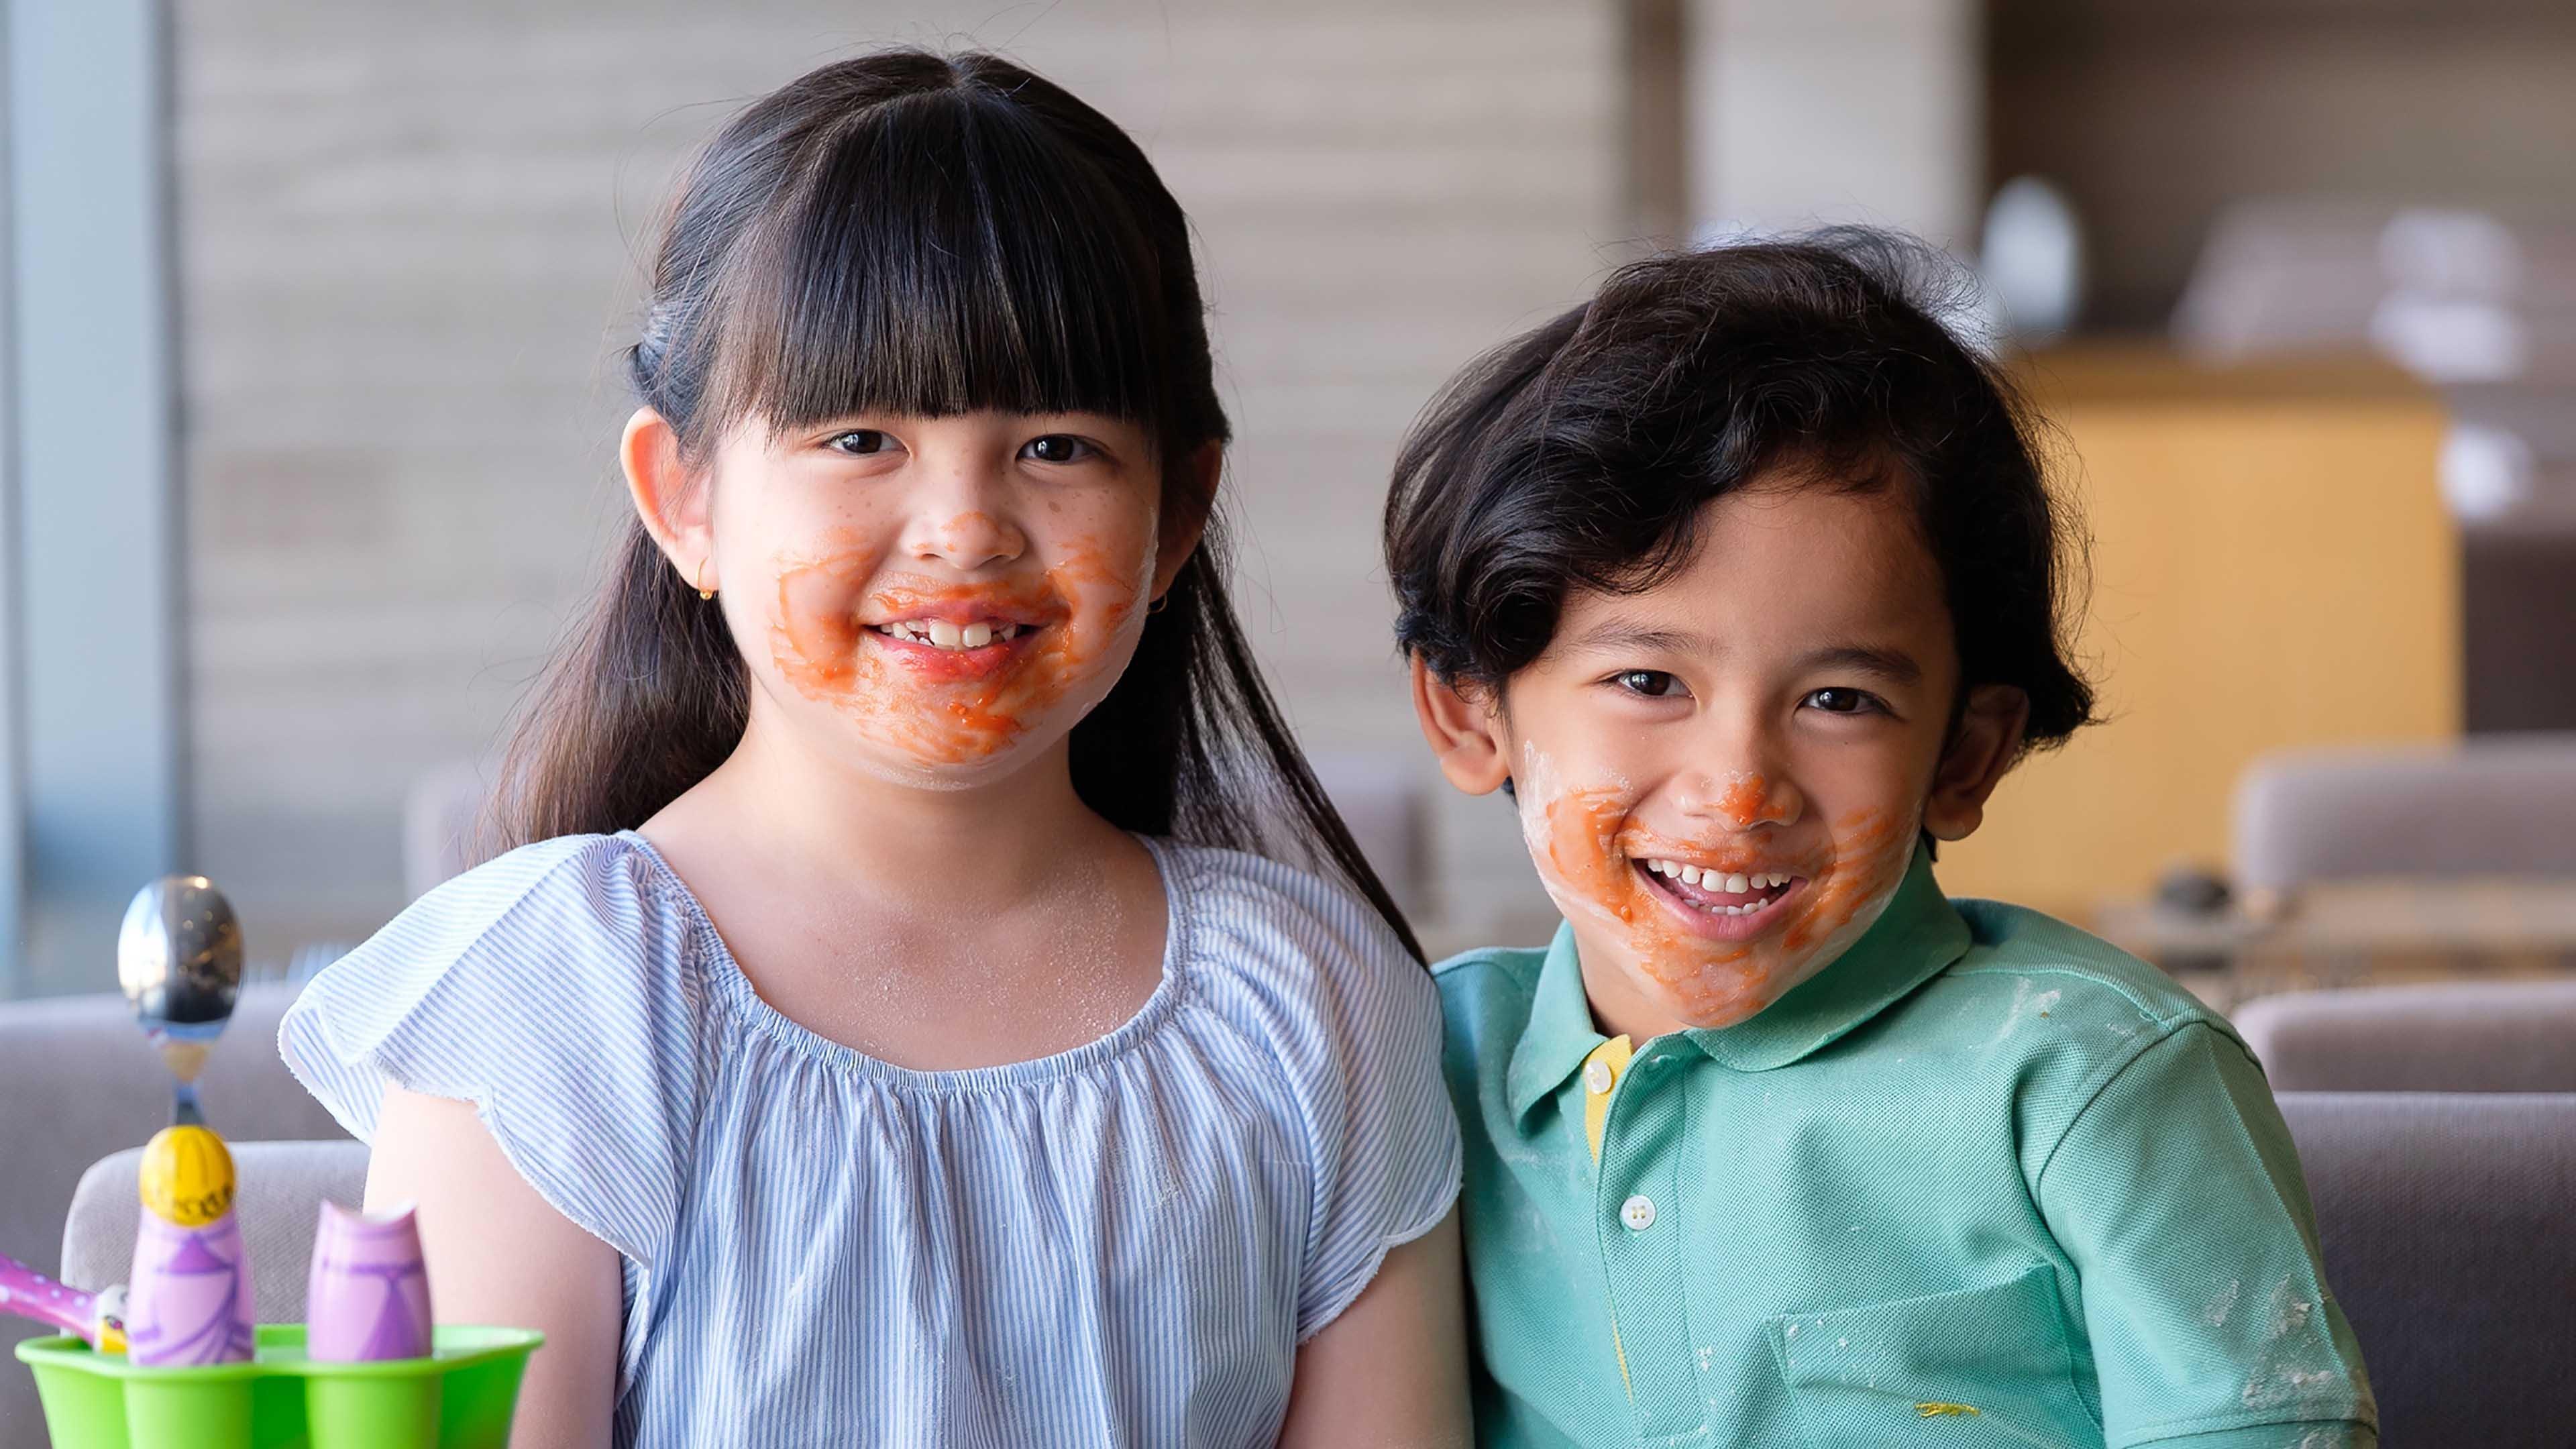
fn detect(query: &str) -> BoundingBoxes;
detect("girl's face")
[692,411,1199,788]
[1415,478,2024,1036]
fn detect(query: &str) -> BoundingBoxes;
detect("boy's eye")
[826,429,894,455]
[1803,687,1882,715]
[1612,669,1686,699]
[1021,435,1095,464]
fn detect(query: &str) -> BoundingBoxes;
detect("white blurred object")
[2440,423,2540,523]
[1980,176,2084,343]
[2370,209,2532,383]
[2371,295,2530,382]
[2380,208,2524,304]
[2173,199,2391,360]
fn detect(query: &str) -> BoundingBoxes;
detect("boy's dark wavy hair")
[492,49,1421,959]
[1383,229,2094,757]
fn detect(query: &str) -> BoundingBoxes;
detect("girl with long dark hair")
[282,50,1464,1448]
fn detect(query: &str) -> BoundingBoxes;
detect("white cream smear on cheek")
[1777,800,1925,978]
[1513,740,1638,936]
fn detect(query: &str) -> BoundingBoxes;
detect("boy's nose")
[1678,767,1803,830]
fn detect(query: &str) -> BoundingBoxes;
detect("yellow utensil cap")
[138,1124,237,1228]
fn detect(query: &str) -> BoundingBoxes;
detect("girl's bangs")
[714,91,1172,442]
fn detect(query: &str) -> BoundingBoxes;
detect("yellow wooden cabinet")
[1935,345,2457,923]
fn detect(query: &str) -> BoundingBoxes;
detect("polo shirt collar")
[1506,844,1970,1122]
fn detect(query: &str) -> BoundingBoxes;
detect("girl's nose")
[904,502,1026,573]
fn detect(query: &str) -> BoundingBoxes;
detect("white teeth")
[1638,859,1797,902]
[879,619,1022,650]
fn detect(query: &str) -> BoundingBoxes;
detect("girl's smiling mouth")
[853,588,1070,681]
[1631,855,1805,941]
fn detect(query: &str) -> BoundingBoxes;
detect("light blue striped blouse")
[279,831,1459,1448]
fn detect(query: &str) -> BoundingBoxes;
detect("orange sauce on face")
[1718,773,1772,826]
[1534,786,1917,1028]
[767,535,1142,767]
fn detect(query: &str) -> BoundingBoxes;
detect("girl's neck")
[657,699,1120,898]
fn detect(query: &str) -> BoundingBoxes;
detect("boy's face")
[1413,476,2027,1038]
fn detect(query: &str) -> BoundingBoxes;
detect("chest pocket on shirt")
[1768,1265,2100,1448]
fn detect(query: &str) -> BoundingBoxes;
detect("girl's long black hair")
[492,49,1423,959]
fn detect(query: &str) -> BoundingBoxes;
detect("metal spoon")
[116,877,244,1127]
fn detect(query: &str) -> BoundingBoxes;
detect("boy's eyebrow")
[1796,644,1924,685]
[1566,621,1709,655]
[1565,623,1925,686]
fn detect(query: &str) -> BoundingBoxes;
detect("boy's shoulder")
[1928,896,2235,1042]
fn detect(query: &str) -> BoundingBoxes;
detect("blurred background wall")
[4,0,2575,994]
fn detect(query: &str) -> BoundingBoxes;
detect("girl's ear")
[621,407,713,589]
[1924,684,2031,841]
[1410,655,1514,796]
[1150,441,1222,600]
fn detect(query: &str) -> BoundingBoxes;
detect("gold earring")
[695,559,716,601]
[1147,594,1169,615]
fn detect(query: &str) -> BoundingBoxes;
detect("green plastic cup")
[15,1322,542,1449]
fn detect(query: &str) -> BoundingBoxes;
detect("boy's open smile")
[1631,856,1804,938]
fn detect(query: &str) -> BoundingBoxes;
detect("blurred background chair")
[2239,979,2576,1092]
[57,1140,370,1327]
[2233,734,2576,896]
[2276,1091,2576,1449]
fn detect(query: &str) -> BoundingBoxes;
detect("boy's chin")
[1613,944,1839,1034]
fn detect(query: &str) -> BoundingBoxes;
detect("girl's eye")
[1020,435,1096,464]
[826,430,894,456]
[1612,669,1686,699]
[1803,688,1884,716]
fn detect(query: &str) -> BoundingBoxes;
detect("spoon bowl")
[117,877,244,1118]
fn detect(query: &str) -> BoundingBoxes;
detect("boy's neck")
[1574,948,1697,1043]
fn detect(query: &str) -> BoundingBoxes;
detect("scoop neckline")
[611,828,1197,1092]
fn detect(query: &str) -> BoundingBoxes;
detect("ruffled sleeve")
[1183,847,1464,1343]
[277,834,708,1275]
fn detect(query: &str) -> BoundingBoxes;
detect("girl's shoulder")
[380,830,698,965]
[1148,837,1436,1044]
[278,832,712,1137]
[1155,839,1417,973]
[279,832,711,1271]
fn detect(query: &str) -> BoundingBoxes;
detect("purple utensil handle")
[125,1209,256,1366]
[306,1200,433,1362]
[0,1253,113,1346]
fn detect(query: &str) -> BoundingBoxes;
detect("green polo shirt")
[1436,848,2375,1448]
